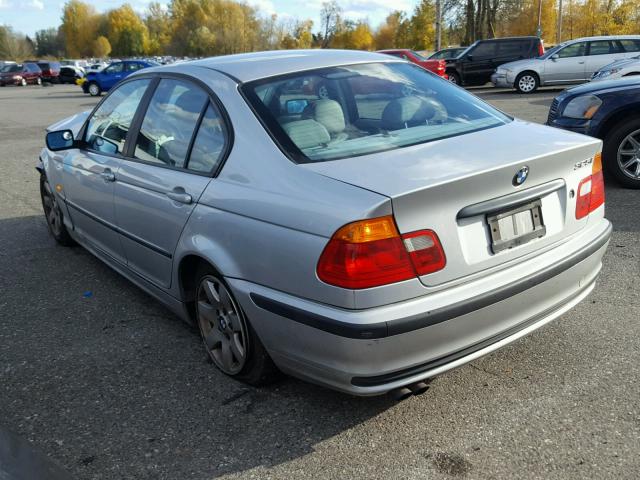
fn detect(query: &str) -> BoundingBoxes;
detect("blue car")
[547,76,640,188]
[82,60,156,97]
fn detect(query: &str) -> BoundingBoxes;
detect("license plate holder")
[487,199,546,254]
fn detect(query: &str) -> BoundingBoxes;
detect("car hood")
[598,57,640,71]
[46,110,90,136]
[498,58,541,71]
[565,75,640,96]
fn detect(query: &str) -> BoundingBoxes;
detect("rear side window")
[558,42,586,58]
[498,40,530,57]
[85,79,150,155]
[619,39,640,52]
[127,62,144,72]
[470,42,497,59]
[188,104,228,173]
[133,79,208,168]
[588,40,619,55]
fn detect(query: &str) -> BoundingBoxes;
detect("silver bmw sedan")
[39,50,611,397]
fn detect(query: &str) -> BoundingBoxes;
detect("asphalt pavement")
[0,84,639,480]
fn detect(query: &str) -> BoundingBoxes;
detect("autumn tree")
[61,0,100,57]
[146,2,172,55]
[0,26,34,60]
[107,4,149,57]
[92,35,112,57]
[319,0,342,47]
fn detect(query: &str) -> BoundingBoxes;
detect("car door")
[101,62,125,90]
[60,78,152,263]
[585,40,625,76]
[113,77,229,288]
[462,41,497,84]
[544,41,588,83]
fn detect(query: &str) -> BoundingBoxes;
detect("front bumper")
[491,72,514,88]
[230,219,611,395]
[547,117,593,136]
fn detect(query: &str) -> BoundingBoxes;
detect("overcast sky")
[0,0,416,37]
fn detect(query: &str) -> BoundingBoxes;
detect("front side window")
[127,62,143,72]
[85,79,150,155]
[242,62,510,163]
[134,79,207,168]
[105,63,123,74]
[558,42,586,58]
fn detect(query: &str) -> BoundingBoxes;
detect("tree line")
[2,0,640,61]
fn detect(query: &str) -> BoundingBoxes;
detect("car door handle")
[166,188,192,204]
[101,169,116,182]
[578,61,585,64]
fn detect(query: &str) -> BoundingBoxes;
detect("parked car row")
[0,63,42,86]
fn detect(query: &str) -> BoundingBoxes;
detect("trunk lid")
[303,120,602,286]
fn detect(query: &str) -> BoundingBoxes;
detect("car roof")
[184,49,401,83]
[564,35,640,43]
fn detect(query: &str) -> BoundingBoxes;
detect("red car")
[0,63,42,86]
[377,49,448,79]
[37,61,61,83]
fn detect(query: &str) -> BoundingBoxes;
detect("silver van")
[492,35,640,93]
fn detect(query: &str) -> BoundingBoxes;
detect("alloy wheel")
[36,77,42,85]
[89,83,99,96]
[196,276,248,375]
[41,178,63,237]
[617,129,640,180]
[20,78,27,86]
[518,75,536,93]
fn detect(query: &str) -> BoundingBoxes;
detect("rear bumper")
[230,219,611,395]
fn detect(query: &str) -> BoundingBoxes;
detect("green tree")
[35,28,65,57]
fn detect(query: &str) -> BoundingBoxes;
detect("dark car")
[36,61,61,83]
[0,63,41,86]
[58,66,84,84]
[428,47,467,60]
[82,60,157,96]
[446,36,544,86]
[547,76,640,188]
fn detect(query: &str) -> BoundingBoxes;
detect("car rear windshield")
[241,62,510,163]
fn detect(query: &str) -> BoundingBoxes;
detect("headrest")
[282,119,330,150]
[307,99,346,134]
[381,96,435,130]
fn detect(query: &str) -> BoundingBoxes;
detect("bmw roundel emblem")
[513,166,530,186]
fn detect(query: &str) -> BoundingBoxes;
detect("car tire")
[40,174,75,246]
[447,71,461,85]
[194,267,281,386]
[602,117,640,189]
[88,82,101,96]
[20,78,27,87]
[515,72,539,94]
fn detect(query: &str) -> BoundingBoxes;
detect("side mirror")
[286,99,309,115]
[466,54,473,61]
[46,129,75,151]
[551,54,559,61]
[91,136,119,155]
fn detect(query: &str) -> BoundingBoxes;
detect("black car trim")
[250,222,611,340]
[350,277,597,387]
[65,200,173,259]
[457,179,565,219]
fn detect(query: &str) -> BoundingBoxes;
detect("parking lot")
[1,83,639,480]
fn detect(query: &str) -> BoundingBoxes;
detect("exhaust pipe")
[389,386,413,401]
[408,381,429,395]
[389,380,431,401]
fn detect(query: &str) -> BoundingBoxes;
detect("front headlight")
[12,75,21,80]
[562,95,602,119]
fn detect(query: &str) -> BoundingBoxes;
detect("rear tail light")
[317,215,446,289]
[575,152,605,219]
[538,42,545,56]
[437,60,446,76]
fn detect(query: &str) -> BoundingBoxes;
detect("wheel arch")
[594,107,640,141]
[177,254,223,322]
